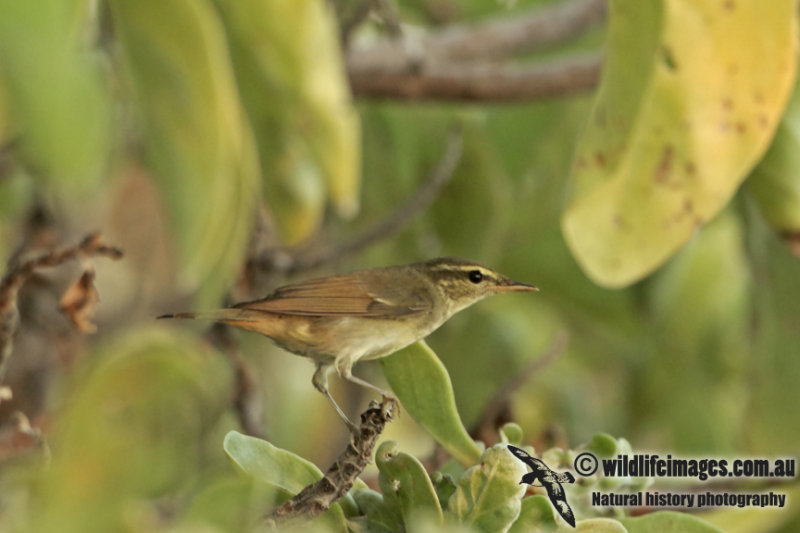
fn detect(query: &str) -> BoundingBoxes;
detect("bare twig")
[0,233,123,388]
[346,0,606,72]
[252,130,463,279]
[265,398,396,527]
[471,331,568,442]
[349,52,602,102]
[294,131,462,271]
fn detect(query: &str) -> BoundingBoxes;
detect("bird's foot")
[365,395,398,423]
[379,395,398,420]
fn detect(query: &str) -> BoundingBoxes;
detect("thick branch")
[266,399,395,527]
[250,131,463,280]
[349,53,602,102]
[347,0,606,70]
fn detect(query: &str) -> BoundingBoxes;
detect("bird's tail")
[157,309,252,322]
[157,308,277,336]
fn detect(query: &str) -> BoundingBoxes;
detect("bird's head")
[419,257,537,315]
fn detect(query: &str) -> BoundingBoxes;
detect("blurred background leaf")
[109,0,259,306]
[26,330,232,533]
[214,0,360,244]
[0,0,110,192]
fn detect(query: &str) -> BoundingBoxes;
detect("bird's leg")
[337,364,399,419]
[312,363,358,433]
[343,372,396,401]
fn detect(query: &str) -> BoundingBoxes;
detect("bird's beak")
[497,278,539,293]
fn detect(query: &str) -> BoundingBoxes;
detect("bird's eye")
[468,270,483,284]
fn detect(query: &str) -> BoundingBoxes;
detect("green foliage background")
[0,0,798,532]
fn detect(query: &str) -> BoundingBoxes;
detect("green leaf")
[0,0,109,190]
[224,431,323,493]
[447,444,526,533]
[588,433,623,458]
[562,0,798,287]
[381,341,482,465]
[747,55,800,232]
[223,431,349,532]
[109,0,258,306]
[699,483,800,533]
[499,423,524,446]
[431,471,458,511]
[351,488,404,533]
[576,519,628,533]
[376,441,443,525]
[508,495,558,533]
[620,511,723,533]
[182,475,274,531]
[214,0,360,244]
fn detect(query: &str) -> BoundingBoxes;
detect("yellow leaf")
[216,0,361,244]
[562,0,798,288]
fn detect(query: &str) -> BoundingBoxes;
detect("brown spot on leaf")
[758,114,770,129]
[722,98,733,112]
[653,145,674,184]
[754,91,765,104]
[735,121,747,134]
[613,215,627,229]
[723,0,735,10]
[595,152,606,167]
[781,231,800,258]
[683,198,694,214]
[685,161,697,175]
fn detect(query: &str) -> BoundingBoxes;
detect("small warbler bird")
[159,257,536,429]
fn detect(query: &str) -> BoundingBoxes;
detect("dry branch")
[265,399,395,528]
[0,233,123,388]
[349,53,602,102]
[345,0,606,101]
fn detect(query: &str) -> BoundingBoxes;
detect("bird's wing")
[543,481,576,528]
[233,272,433,318]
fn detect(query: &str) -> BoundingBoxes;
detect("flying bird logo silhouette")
[508,445,576,528]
